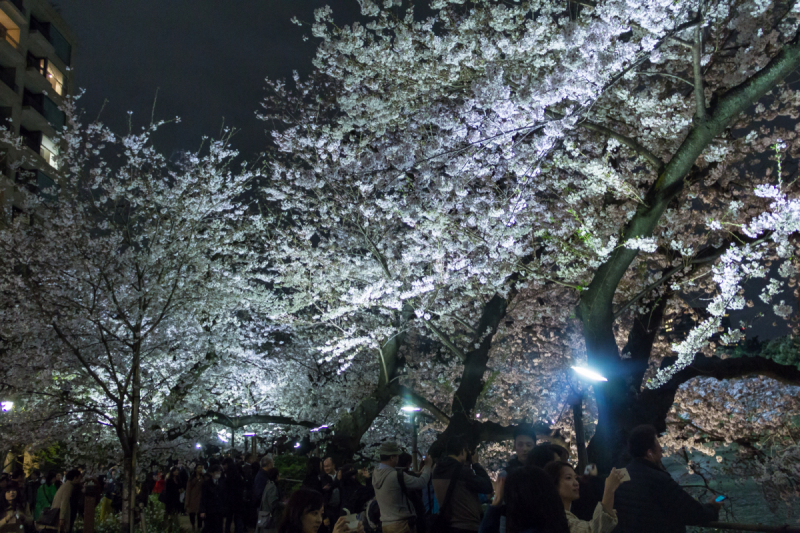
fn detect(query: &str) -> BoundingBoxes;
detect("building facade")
[0,0,75,223]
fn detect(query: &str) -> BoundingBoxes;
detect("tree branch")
[692,24,707,120]
[580,32,800,333]
[425,320,467,361]
[549,111,664,171]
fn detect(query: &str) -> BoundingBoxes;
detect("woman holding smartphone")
[544,462,625,533]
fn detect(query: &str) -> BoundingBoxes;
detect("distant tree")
[0,104,266,533]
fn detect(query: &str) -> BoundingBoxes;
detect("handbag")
[36,508,60,528]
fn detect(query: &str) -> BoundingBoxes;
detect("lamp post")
[570,366,607,475]
[401,406,421,470]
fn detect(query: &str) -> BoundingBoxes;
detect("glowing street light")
[294,442,301,448]
[1,402,13,412]
[243,432,256,437]
[195,443,202,449]
[571,366,608,382]
[401,406,421,412]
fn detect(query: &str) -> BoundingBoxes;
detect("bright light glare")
[195,443,202,449]
[243,433,256,437]
[294,442,301,448]
[1,402,12,412]
[401,406,421,412]
[572,366,608,382]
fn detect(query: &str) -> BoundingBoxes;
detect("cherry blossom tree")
[0,103,267,533]
[253,0,800,472]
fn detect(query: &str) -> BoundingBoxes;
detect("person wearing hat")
[372,441,432,533]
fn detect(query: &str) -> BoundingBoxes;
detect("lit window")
[46,63,64,96]
[40,134,59,169]
[0,12,20,49]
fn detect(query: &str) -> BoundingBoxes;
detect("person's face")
[301,505,324,533]
[5,489,15,502]
[515,435,535,462]
[55,474,62,481]
[323,458,336,476]
[558,466,580,503]
[195,465,203,475]
[647,437,663,464]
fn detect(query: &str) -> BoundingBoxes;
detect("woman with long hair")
[0,482,33,531]
[301,458,323,493]
[543,462,623,533]
[162,467,184,529]
[34,471,57,520]
[186,464,205,531]
[480,466,570,533]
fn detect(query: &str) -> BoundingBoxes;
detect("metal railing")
[702,523,800,532]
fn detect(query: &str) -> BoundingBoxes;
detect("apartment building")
[0,0,75,222]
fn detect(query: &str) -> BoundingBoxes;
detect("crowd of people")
[0,424,723,533]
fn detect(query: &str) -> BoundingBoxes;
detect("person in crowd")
[34,471,58,520]
[257,467,281,532]
[527,444,560,469]
[432,436,493,533]
[67,471,83,532]
[51,469,82,533]
[480,467,570,533]
[301,458,324,493]
[53,473,62,490]
[322,457,342,531]
[8,472,25,508]
[543,461,624,533]
[278,488,363,533]
[505,425,536,475]
[152,471,165,495]
[252,455,275,511]
[223,458,246,533]
[200,464,228,533]
[137,471,157,509]
[0,481,33,531]
[614,425,721,533]
[373,441,433,533]
[338,464,374,515]
[161,467,183,529]
[186,463,205,531]
[24,470,40,512]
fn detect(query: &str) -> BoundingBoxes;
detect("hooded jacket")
[432,456,493,532]
[614,458,718,533]
[372,463,431,524]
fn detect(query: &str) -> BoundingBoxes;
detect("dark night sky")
[56,1,361,160]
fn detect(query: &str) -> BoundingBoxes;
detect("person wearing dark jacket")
[505,425,536,476]
[162,468,184,529]
[223,459,246,533]
[432,436,493,533]
[252,455,274,510]
[614,425,721,533]
[200,465,228,533]
[301,458,324,493]
[339,465,374,515]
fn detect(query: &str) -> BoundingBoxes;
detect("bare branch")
[692,24,707,120]
[425,320,467,361]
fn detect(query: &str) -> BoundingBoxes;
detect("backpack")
[362,498,382,533]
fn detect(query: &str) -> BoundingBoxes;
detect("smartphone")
[715,495,727,502]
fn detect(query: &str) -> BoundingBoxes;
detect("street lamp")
[568,366,607,474]
[402,405,421,470]
[571,366,608,382]
[1,402,13,412]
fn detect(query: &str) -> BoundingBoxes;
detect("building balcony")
[0,0,25,25]
[21,90,64,132]
[27,17,54,59]
[26,54,63,97]
[0,26,22,66]
[0,67,17,108]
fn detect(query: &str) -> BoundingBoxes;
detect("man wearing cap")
[372,441,433,533]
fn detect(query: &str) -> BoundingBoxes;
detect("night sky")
[56,1,361,160]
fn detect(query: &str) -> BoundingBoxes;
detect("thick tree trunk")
[121,343,141,533]
[326,309,412,462]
